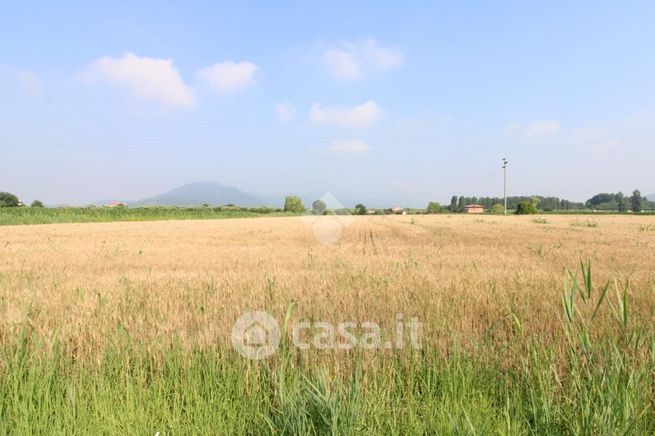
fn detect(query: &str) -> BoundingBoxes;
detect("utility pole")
[502,158,508,215]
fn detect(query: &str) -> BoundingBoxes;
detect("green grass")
[1,263,654,434]
[1,338,653,434]
[0,206,290,226]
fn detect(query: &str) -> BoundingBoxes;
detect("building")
[463,204,485,214]
[105,201,127,208]
[391,207,405,215]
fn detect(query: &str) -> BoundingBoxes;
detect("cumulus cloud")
[79,52,194,108]
[322,38,404,80]
[310,100,382,127]
[198,61,258,94]
[524,120,561,137]
[323,49,362,80]
[275,102,296,122]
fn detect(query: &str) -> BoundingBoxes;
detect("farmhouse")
[463,204,485,214]
[391,207,406,215]
[105,201,127,208]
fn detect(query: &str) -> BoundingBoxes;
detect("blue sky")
[1,1,654,205]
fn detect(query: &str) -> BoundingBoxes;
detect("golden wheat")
[1,214,654,363]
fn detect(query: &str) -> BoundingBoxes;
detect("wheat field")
[1,214,655,433]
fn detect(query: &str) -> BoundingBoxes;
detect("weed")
[570,219,599,228]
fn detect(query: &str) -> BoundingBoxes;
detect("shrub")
[426,201,442,214]
[491,204,505,214]
[312,199,327,215]
[31,200,44,208]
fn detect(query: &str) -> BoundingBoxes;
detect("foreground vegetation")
[0,206,288,225]
[3,310,654,434]
[1,204,653,227]
[1,215,654,433]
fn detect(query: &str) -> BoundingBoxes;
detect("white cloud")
[310,100,382,127]
[325,139,371,154]
[275,102,296,122]
[323,48,362,80]
[322,38,404,80]
[79,52,194,108]
[198,61,257,94]
[524,120,561,137]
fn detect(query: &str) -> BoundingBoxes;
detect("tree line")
[585,190,652,212]
[446,195,584,212]
[439,189,653,213]
[0,192,43,208]
[3,190,653,214]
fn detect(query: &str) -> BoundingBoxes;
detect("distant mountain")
[131,181,268,207]
[94,181,425,209]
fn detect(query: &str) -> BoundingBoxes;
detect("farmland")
[1,215,655,434]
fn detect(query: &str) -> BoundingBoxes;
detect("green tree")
[31,200,44,208]
[491,204,505,214]
[515,200,538,215]
[449,196,458,212]
[283,196,305,213]
[631,190,643,212]
[354,204,367,215]
[426,201,441,214]
[0,192,19,207]
[586,193,615,207]
[312,199,327,215]
[616,192,629,212]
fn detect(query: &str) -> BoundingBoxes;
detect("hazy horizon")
[2,1,654,205]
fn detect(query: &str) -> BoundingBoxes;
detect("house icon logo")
[231,311,280,360]
[301,192,354,245]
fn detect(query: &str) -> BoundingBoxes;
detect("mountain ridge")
[96,181,426,209]
[130,181,268,207]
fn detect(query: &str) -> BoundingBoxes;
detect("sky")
[1,0,654,206]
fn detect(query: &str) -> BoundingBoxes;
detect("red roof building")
[463,204,485,214]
